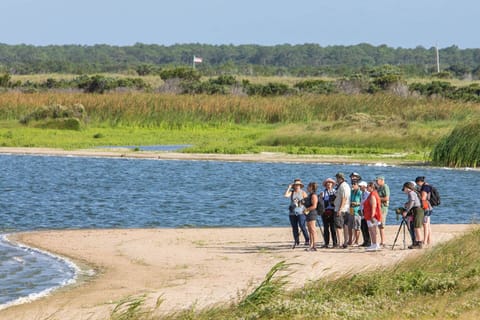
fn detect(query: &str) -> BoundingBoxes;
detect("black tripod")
[391,216,411,250]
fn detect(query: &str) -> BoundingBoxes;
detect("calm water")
[0,154,479,308]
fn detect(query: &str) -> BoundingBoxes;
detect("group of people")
[284,172,434,252]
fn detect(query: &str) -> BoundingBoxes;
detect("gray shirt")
[334,181,351,212]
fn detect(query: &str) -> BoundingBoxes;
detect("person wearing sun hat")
[284,178,309,249]
[375,175,390,247]
[319,177,337,248]
[401,181,424,249]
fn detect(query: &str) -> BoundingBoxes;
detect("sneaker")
[320,244,329,249]
[408,241,423,249]
[366,244,380,252]
[291,242,300,249]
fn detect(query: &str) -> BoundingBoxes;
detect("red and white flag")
[193,56,203,63]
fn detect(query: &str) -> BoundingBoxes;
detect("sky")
[0,0,478,49]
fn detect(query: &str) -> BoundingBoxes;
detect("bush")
[159,67,201,81]
[20,103,87,130]
[39,118,82,130]
[243,80,292,96]
[294,79,337,94]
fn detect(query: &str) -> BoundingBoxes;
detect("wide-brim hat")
[349,172,362,180]
[335,172,345,180]
[402,181,416,192]
[322,178,336,187]
[292,179,304,188]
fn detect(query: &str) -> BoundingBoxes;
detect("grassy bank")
[112,227,480,320]
[0,91,479,162]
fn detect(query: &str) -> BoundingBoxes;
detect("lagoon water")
[0,154,479,308]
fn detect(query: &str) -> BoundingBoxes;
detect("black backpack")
[316,193,325,214]
[429,185,441,207]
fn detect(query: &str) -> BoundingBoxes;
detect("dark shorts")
[334,212,345,229]
[306,210,318,222]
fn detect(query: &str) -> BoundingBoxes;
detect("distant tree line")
[1,43,480,79]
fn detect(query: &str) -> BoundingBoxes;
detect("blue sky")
[1,0,478,49]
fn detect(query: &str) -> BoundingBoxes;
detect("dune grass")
[111,227,480,320]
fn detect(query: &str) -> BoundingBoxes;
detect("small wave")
[0,234,80,310]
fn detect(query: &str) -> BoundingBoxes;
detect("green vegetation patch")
[431,119,480,168]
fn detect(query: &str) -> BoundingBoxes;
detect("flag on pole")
[193,56,203,63]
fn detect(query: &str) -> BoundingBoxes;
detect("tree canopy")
[0,43,479,78]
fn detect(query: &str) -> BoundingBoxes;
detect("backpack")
[429,185,441,207]
[316,193,325,214]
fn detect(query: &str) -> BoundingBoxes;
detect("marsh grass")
[0,91,479,161]
[431,119,480,168]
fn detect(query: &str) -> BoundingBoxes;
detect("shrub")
[242,80,292,96]
[19,103,87,130]
[159,67,201,81]
[294,79,337,94]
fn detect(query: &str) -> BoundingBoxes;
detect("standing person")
[359,181,371,247]
[320,178,337,248]
[350,181,362,245]
[401,181,424,249]
[284,179,309,249]
[375,175,390,247]
[364,181,382,251]
[303,182,319,251]
[415,176,433,247]
[334,172,351,248]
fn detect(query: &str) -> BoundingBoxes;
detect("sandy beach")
[1,225,474,320]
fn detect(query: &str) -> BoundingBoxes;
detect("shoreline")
[1,225,475,319]
[0,146,425,166]
[0,234,80,312]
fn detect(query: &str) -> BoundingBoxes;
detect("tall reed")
[0,92,477,127]
[431,119,480,167]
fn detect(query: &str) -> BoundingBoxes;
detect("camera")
[395,207,406,220]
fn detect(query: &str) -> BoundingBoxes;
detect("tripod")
[391,216,411,250]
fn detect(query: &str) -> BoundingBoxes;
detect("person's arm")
[284,184,293,198]
[380,185,390,204]
[369,195,377,220]
[404,192,415,213]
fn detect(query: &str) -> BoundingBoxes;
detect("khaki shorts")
[379,207,388,229]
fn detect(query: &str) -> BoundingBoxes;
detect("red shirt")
[364,190,382,221]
